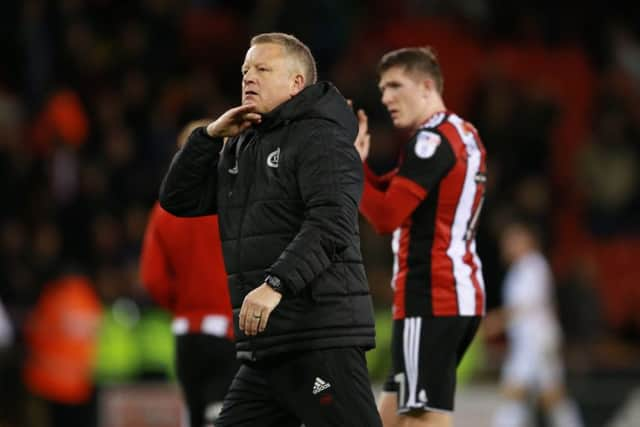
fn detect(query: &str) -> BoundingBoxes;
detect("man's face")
[378,66,430,131]
[500,226,530,265]
[241,43,302,114]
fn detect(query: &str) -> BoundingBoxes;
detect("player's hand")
[239,283,282,336]
[206,104,262,138]
[354,109,370,162]
[480,310,505,339]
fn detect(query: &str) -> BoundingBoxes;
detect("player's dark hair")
[378,47,444,94]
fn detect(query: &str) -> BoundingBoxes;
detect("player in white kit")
[485,220,584,427]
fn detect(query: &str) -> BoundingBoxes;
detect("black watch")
[265,275,285,294]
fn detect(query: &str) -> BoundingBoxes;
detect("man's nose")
[243,70,256,86]
[381,91,391,106]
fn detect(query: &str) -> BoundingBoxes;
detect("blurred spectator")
[468,70,520,196]
[0,220,38,312]
[31,222,63,282]
[609,23,640,87]
[22,273,102,427]
[469,71,557,204]
[92,263,174,385]
[29,89,89,157]
[485,220,583,427]
[91,212,124,266]
[0,88,30,220]
[555,256,606,371]
[576,100,638,236]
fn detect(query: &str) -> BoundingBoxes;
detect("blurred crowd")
[1,1,640,426]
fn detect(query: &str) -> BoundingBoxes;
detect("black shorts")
[216,347,382,427]
[176,334,238,427]
[382,316,481,413]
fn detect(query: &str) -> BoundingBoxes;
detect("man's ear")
[291,73,305,96]
[421,77,435,99]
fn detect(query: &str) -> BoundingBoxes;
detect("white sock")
[492,400,529,427]
[548,399,584,427]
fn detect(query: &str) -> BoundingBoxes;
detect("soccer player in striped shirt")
[355,47,487,427]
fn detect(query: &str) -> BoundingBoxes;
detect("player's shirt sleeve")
[359,176,424,234]
[397,129,456,192]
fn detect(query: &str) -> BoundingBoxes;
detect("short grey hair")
[250,33,318,86]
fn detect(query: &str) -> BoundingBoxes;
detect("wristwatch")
[265,275,285,295]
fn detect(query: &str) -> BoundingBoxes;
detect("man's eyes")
[241,67,271,75]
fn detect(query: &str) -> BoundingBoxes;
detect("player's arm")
[353,107,398,191]
[140,204,175,311]
[363,162,399,191]
[360,129,456,234]
[160,104,261,216]
[360,177,424,234]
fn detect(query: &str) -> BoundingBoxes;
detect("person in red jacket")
[140,121,237,427]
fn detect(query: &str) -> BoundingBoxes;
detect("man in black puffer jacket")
[159,33,381,427]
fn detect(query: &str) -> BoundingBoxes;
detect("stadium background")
[0,0,639,426]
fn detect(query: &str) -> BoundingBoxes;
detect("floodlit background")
[0,1,639,426]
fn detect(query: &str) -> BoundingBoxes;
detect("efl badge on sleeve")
[414,131,441,159]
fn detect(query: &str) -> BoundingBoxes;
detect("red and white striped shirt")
[360,112,487,318]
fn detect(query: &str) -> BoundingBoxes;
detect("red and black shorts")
[382,316,481,413]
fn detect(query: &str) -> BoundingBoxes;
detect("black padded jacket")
[159,82,376,360]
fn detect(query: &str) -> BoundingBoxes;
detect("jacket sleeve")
[159,127,223,217]
[267,124,362,295]
[139,205,174,311]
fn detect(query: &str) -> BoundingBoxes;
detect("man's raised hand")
[354,109,370,162]
[206,104,262,138]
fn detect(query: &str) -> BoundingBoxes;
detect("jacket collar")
[254,82,328,132]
